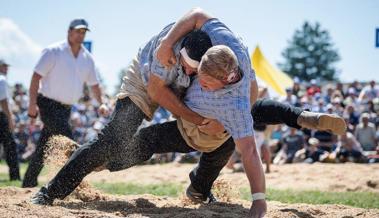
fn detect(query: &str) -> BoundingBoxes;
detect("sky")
[1,0,378,94]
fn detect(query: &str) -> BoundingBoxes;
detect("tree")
[279,21,340,82]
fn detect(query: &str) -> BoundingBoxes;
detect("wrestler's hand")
[249,199,267,218]
[198,118,225,135]
[98,103,110,117]
[156,39,176,68]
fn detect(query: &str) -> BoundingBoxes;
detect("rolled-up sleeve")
[34,48,55,77]
[150,49,172,84]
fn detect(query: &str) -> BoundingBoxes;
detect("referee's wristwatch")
[28,113,38,119]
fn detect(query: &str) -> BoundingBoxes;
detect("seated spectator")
[84,120,104,142]
[343,116,356,133]
[21,121,42,161]
[313,129,337,153]
[349,80,362,94]
[29,120,42,147]
[226,124,271,173]
[331,97,344,116]
[152,107,172,125]
[291,77,302,98]
[71,112,86,144]
[14,91,29,113]
[335,82,346,98]
[312,99,326,113]
[343,87,359,107]
[274,128,305,164]
[343,104,360,127]
[323,85,334,104]
[173,151,200,164]
[302,138,329,163]
[367,145,379,163]
[307,79,321,96]
[355,113,377,151]
[279,88,298,106]
[336,132,364,162]
[366,100,379,126]
[300,94,314,111]
[14,121,30,160]
[358,80,379,103]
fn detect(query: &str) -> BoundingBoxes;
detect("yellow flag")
[252,46,293,96]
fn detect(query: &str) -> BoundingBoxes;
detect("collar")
[64,40,84,56]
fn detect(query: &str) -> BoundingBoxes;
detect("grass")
[240,187,379,209]
[93,182,184,197]
[92,182,379,209]
[0,172,22,187]
[0,161,48,187]
[0,160,378,209]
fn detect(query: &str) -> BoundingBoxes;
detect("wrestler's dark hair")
[181,29,212,62]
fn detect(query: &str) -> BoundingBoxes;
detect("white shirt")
[0,73,10,112]
[34,40,99,105]
[279,94,297,105]
[360,85,379,101]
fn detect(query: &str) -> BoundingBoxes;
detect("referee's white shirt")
[34,40,100,105]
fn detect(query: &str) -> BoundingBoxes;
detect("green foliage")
[279,21,340,81]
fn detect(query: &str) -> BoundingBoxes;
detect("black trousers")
[252,98,302,129]
[0,112,20,180]
[44,98,303,200]
[22,94,72,187]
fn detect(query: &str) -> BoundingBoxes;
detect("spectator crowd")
[1,78,379,170]
[261,78,379,167]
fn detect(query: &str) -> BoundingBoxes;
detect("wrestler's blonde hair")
[198,45,238,80]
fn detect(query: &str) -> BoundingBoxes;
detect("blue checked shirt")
[181,18,255,139]
[184,74,253,139]
[138,23,190,96]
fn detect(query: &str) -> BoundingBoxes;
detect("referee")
[22,19,108,188]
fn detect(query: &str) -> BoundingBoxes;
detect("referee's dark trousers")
[0,112,20,180]
[22,94,72,188]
